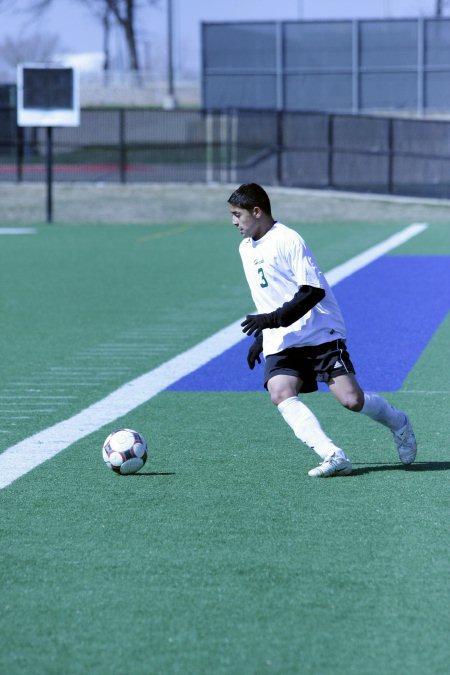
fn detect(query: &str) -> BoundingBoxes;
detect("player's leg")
[327,372,365,411]
[328,373,417,464]
[268,374,352,477]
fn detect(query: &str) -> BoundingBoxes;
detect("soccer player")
[228,183,417,477]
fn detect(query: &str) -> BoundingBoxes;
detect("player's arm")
[241,285,325,337]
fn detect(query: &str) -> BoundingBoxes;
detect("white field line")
[0,228,36,235]
[0,396,77,400]
[0,223,428,490]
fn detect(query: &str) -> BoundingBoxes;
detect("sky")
[0,0,441,76]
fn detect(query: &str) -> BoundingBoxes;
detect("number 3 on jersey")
[257,267,269,288]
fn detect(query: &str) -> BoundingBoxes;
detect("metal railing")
[1,106,450,198]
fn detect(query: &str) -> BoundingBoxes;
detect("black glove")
[247,335,263,369]
[241,313,275,337]
[241,286,325,336]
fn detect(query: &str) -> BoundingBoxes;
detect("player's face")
[229,205,261,239]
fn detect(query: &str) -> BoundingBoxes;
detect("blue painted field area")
[168,256,450,392]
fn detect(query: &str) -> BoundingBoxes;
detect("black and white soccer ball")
[102,428,148,475]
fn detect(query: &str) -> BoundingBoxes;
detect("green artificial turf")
[0,214,449,674]
[1,388,449,675]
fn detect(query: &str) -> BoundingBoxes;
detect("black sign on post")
[17,64,80,223]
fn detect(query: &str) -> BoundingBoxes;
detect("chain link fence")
[202,18,450,115]
[1,106,450,198]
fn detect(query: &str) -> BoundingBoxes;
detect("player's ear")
[252,206,262,218]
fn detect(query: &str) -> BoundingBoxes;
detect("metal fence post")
[16,125,24,183]
[352,19,360,114]
[276,110,283,185]
[230,109,238,184]
[119,108,127,184]
[387,117,394,194]
[417,17,425,115]
[327,113,334,188]
[225,109,231,183]
[45,126,53,223]
[220,112,228,183]
[205,110,214,183]
[276,22,284,112]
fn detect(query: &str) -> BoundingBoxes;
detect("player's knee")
[269,386,295,406]
[270,390,284,406]
[340,391,364,412]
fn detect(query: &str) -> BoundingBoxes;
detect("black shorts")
[263,339,355,393]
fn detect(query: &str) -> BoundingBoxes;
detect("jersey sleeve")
[285,233,322,288]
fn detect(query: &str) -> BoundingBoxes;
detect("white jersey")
[239,222,346,355]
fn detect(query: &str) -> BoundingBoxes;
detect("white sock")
[277,396,345,460]
[361,393,406,431]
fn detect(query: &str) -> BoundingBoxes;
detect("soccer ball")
[102,428,148,475]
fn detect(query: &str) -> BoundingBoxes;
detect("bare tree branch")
[23,0,160,73]
[435,0,450,16]
[0,32,61,68]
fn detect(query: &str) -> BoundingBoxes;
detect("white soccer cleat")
[308,452,352,477]
[392,414,417,465]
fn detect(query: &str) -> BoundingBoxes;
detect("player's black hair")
[228,183,272,216]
